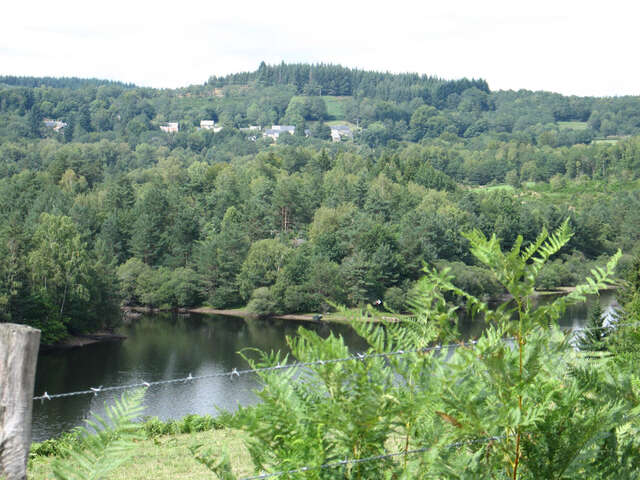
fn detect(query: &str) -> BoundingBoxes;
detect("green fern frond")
[191,445,238,480]
[527,219,573,280]
[521,227,548,263]
[52,389,146,480]
[462,230,504,271]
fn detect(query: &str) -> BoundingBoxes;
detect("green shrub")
[247,287,280,318]
[30,431,81,459]
[432,260,504,299]
[32,412,231,462]
[383,286,406,312]
[282,285,321,313]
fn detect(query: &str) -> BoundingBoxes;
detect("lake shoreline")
[121,285,617,325]
[125,305,400,324]
[181,307,400,324]
[41,331,127,351]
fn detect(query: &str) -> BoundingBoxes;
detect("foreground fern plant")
[51,389,146,480]
[196,222,639,479]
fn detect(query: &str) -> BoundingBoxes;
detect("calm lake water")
[32,291,618,441]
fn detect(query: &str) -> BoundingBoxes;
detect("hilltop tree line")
[208,61,489,104]
[2,62,640,147]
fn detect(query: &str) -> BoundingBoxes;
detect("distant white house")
[160,122,179,133]
[264,125,295,141]
[271,125,295,132]
[330,125,353,142]
[240,125,262,133]
[43,118,67,132]
[200,120,223,132]
[263,129,281,141]
[240,125,262,142]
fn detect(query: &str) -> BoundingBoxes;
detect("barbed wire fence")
[236,435,508,480]
[33,321,640,402]
[33,340,479,401]
[33,320,640,402]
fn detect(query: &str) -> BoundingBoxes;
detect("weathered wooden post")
[0,324,40,480]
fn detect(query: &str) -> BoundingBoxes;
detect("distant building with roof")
[43,118,67,132]
[160,122,179,133]
[330,125,353,142]
[264,125,295,141]
[272,125,295,133]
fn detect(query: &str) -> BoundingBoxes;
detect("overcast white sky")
[1,0,638,96]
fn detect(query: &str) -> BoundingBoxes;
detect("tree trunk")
[60,281,68,317]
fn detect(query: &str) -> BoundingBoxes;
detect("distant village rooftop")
[43,118,67,132]
[330,124,353,142]
[264,125,296,141]
[160,122,179,133]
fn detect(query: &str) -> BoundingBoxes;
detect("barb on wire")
[33,340,476,402]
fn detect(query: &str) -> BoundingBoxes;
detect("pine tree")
[576,301,609,352]
[28,104,42,138]
[64,116,75,143]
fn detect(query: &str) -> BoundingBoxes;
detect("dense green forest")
[2,63,640,343]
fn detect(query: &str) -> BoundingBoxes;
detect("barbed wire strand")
[33,340,477,401]
[238,436,504,480]
[33,321,640,402]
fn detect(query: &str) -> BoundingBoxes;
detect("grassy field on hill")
[557,121,589,130]
[325,119,358,130]
[470,184,516,193]
[323,95,351,119]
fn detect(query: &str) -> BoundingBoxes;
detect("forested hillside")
[2,63,640,343]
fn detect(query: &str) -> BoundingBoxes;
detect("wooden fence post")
[0,324,40,480]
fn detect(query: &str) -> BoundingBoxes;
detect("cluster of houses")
[262,124,353,142]
[43,118,67,132]
[159,121,353,143]
[199,120,223,132]
[263,125,296,141]
[159,120,223,133]
[42,116,353,142]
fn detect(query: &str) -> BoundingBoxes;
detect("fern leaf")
[52,389,146,480]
